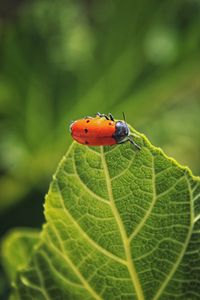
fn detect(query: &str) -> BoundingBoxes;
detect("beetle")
[70,112,141,149]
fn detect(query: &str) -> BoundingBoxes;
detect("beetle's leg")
[109,113,115,121]
[128,137,141,150]
[96,112,109,120]
[96,112,104,118]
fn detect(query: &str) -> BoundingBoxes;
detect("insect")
[70,112,141,149]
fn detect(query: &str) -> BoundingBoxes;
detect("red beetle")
[70,112,140,149]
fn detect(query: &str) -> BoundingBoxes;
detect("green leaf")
[5,128,200,299]
[1,228,40,282]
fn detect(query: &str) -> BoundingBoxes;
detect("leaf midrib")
[56,143,196,300]
[100,146,145,300]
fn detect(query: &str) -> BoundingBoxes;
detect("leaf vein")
[129,152,156,242]
[100,146,145,300]
[111,154,136,181]
[38,249,84,289]
[55,180,127,265]
[63,169,109,204]
[152,176,194,300]
[49,221,103,300]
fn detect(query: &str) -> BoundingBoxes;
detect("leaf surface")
[4,129,200,300]
[1,228,40,282]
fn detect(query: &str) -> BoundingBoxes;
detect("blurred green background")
[0,0,200,298]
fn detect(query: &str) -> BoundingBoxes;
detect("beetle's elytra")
[70,112,141,149]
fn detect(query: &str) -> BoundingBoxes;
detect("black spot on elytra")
[109,122,112,125]
[84,128,88,133]
[85,141,89,144]
[86,120,90,123]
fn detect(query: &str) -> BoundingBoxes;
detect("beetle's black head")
[113,121,130,143]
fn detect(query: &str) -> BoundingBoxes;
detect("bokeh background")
[0,0,200,298]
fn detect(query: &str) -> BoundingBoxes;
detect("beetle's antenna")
[122,112,126,123]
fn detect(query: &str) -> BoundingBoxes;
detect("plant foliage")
[2,128,200,299]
